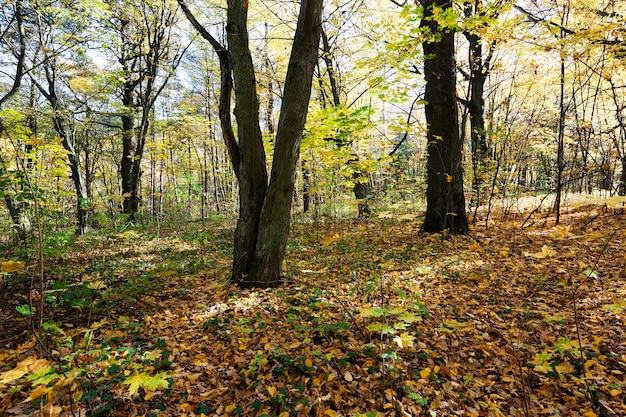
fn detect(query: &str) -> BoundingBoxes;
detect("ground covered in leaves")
[1,205,626,417]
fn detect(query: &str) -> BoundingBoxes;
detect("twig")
[571,227,622,400]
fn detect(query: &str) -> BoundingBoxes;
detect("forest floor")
[1,202,626,417]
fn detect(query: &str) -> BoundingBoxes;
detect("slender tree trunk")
[320,26,371,217]
[420,0,469,234]
[618,158,626,196]
[0,153,31,239]
[38,83,90,234]
[467,31,488,194]
[302,159,311,213]
[554,47,566,224]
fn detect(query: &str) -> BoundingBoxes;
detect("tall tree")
[0,0,31,238]
[457,0,507,215]
[419,0,469,234]
[318,22,372,218]
[179,0,322,287]
[102,0,181,220]
[27,0,93,233]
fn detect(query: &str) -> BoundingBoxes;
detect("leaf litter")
[1,208,625,416]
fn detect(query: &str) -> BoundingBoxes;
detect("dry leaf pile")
[1,207,625,416]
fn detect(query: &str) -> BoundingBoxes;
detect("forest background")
[1,0,626,416]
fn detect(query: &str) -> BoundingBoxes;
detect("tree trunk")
[0,153,31,239]
[466,30,488,195]
[245,0,322,286]
[225,0,269,282]
[618,158,626,196]
[179,0,322,287]
[353,173,372,218]
[320,26,371,217]
[33,71,91,234]
[120,84,142,220]
[420,0,469,234]
[51,109,89,234]
[554,45,566,224]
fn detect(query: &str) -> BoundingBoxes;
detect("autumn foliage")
[1,205,625,416]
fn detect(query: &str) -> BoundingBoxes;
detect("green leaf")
[582,269,599,279]
[16,304,34,316]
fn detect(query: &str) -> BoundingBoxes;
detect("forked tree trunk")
[178,0,322,287]
[420,0,469,234]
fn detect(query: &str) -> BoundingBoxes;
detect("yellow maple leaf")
[420,368,431,378]
[1,260,25,273]
[321,234,341,246]
[469,242,482,252]
[393,332,415,348]
[22,385,54,402]
[123,372,170,396]
[524,245,556,259]
[0,357,50,385]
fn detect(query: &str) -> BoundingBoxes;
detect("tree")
[102,0,182,221]
[0,0,31,238]
[178,0,323,287]
[457,0,507,215]
[419,0,469,234]
[317,19,372,218]
[26,0,93,234]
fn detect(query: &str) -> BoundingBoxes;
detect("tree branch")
[177,0,241,174]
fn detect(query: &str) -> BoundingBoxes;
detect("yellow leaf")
[393,332,415,349]
[0,357,49,385]
[225,404,237,412]
[384,388,395,401]
[325,410,338,417]
[122,372,170,395]
[582,410,598,417]
[267,385,276,396]
[524,245,556,259]
[420,368,431,379]
[305,358,313,367]
[344,371,353,382]
[23,385,53,402]
[469,242,482,252]
[321,234,341,246]
[552,225,570,238]
[0,366,28,385]
[555,362,575,374]
[609,388,622,397]
[43,402,62,417]
[1,260,25,273]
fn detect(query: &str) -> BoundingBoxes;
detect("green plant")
[0,319,172,416]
